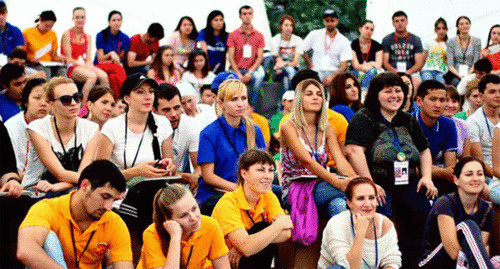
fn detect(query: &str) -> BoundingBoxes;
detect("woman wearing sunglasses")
[22,77,100,195]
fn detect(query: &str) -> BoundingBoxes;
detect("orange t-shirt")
[23,26,58,62]
[137,216,228,269]
[19,191,132,269]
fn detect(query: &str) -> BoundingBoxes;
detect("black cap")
[35,10,57,23]
[121,73,159,97]
[323,9,338,19]
[0,1,6,10]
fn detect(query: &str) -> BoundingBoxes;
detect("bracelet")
[7,177,21,183]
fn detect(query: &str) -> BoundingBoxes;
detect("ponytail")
[243,115,256,149]
[147,112,161,160]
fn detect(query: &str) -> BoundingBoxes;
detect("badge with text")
[394,161,409,185]
[396,61,407,72]
[243,44,252,58]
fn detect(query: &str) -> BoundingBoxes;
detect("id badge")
[394,161,409,185]
[243,44,252,58]
[396,62,407,72]
[458,64,469,77]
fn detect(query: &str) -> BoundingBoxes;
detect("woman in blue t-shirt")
[328,72,362,122]
[197,10,228,74]
[197,79,266,215]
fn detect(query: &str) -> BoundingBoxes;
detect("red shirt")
[227,26,265,70]
[129,34,159,61]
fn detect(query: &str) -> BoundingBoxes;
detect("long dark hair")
[175,16,198,41]
[435,17,448,41]
[486,24,500,48]
[99,10,122,43]
[455,16,470,35]
[186,48,210,76]
[205,10,228,46]
[151,46,175,81]
[329,72,362,111]
[152,184,189,267]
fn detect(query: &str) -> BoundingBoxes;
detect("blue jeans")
[276,66,298,96]
[312,181,346,217]
[421,70,445,84]
[43,231,68,268]
[126,66,148,75]
[489,177,500,205]
[240,66,265,108]
[352,67,378,92]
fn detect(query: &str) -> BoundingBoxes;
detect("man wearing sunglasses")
[0,63,26,121]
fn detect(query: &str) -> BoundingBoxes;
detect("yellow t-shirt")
[252,112,271,143]
[212,186,285,237]
[137,216,228,269]
[19,191,132,269]
[23,26,58,62]
[279,109,348,167]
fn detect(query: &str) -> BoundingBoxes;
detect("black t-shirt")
[0,120,17,177]
[345,108,429,191]
[351,38,383,64]
[421,192,493,267]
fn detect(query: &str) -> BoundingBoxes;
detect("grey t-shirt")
[382,32,423,69]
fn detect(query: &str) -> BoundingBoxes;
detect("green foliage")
[264,0,367,41]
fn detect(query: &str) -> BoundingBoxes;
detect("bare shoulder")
[380,214,394,236]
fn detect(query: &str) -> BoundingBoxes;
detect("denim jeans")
[421,70,446,84]
[43,231,68,268]
[489,177,500,205]
[276,66,298,96]
[352,68,378,92]
[312,180,346,217]
[240,66,265,108]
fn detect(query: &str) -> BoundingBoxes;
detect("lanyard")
[123,113,148,169]
[459,36,471,62]
[350,212,378,269]
[302,126,319,162]
[184,245,194,269]
[324,31,336,53]
[394,33,409,57]
[70,221,96,269]
[54,117,77,156]
[217,117,245,157]
[382,117,402,152]
[482,110,493,140]
[361,41,372,63]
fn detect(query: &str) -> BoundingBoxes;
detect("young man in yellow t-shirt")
[17,160,133,269]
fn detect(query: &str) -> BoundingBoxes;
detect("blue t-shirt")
[197,29,227,73]
[0,23,24,56]
[196,116,266,204]
[94,29,130,65]
[332,104,355,122]
[0,92,20,122]
[414,111,458,163]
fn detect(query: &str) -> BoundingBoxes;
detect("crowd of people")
[1,1,500,268]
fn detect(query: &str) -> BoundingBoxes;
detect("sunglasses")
[55,92,83,105]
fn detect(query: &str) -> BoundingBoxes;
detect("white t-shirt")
[100,113,173,170]
[270,34,303,62]
[196,103,217,130]
[180,71,216,100]
[300,28,352,72]
[23,115,99,187]
[466,106,499,166]
[172,115,201,171]
[5,112,29,171]
[422,39,447,73]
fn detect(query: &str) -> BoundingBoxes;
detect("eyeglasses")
[55,92,83,105]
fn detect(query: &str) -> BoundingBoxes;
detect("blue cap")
[211,70,239,90]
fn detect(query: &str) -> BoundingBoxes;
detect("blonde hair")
[44,77,75,101]
[291,78,328,131]
[216,79,257,149]
[465,78,480,98]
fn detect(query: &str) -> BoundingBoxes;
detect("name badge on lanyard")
[394,161,409,185]
[243,44,252,58]
[397,62,407,72]
[458,64,469,77]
